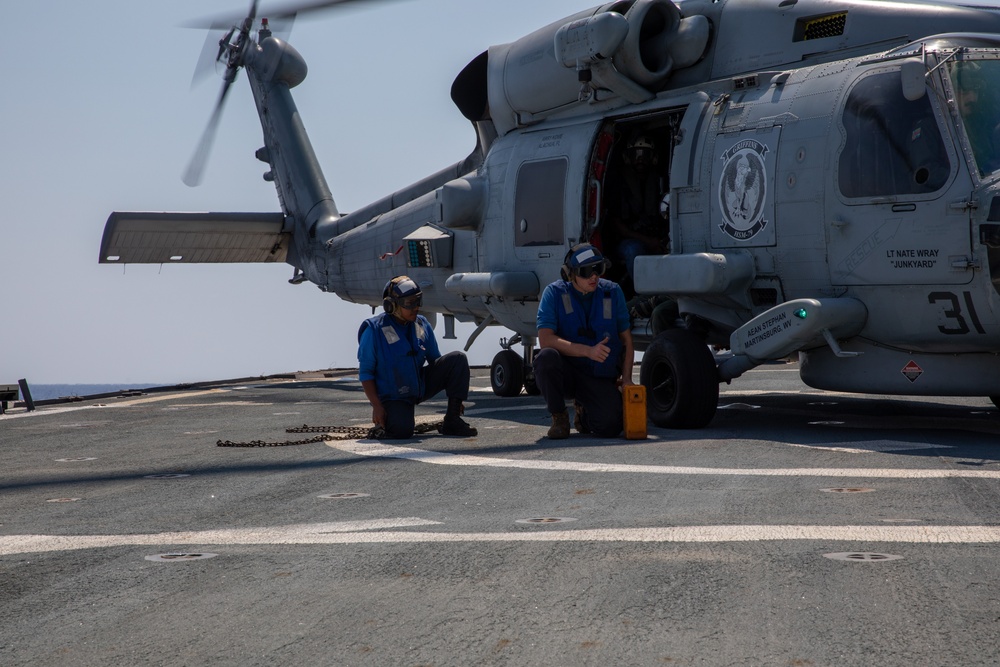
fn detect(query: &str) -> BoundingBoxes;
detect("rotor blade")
[182,80,234,187]
[191,27,234,88]
[183,0,405,29]
[258,0,400,20]
[265,14,296,42]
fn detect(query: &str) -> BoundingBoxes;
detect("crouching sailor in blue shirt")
[534,244,634,439]
[358,276,477,439]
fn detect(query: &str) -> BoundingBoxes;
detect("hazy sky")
[2,0,585,384]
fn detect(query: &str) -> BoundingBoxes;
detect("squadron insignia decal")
[718,140,769,241]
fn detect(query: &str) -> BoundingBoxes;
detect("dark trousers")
[382,351,471,439]
[532,348,623,437]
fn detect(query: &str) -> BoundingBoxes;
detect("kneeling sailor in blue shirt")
[358,276,477,439]
[534,244,634,439]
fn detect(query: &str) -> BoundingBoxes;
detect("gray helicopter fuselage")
[326,28,1000,398]
[100,0,1000,409]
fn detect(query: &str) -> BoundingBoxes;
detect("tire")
[491,349,524,397]
[640,329,719,428]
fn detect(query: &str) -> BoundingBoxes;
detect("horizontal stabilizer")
[100,212,289,264]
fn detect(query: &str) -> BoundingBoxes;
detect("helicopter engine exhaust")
[480,0,709,135]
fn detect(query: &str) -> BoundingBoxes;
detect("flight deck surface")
[3,365,1000,666]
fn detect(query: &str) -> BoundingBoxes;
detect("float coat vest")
[550,279,623,378]
[358,312,432,403]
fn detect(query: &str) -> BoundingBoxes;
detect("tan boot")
[548,411,570,439]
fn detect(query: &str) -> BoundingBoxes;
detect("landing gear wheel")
[640,329,719,429]
[491,349,524,397]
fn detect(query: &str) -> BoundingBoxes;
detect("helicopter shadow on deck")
[685,392,1000,463]
[227,378,1000,463]
[323,380,1000,463]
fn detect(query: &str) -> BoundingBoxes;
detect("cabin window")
[514,158,567,247]
[839,72,950,198]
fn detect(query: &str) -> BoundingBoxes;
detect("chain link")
[216,421,444,447]
[285,424,378,440]
[216,435,335,448]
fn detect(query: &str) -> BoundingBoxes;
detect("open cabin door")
[585,106,690,299]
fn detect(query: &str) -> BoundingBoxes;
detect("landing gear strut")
[490,334,540,397]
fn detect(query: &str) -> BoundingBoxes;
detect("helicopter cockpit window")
[514,158,567,247]
[839,72,950,198]
[947,59,1000,178]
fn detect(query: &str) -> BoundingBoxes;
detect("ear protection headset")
[560,248,576,282]
[560,244,610,281]
[382,276,421,315]
[382,276,404,314]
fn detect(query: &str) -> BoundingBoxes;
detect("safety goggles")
[576,263,606,279]
[398,294,423,310]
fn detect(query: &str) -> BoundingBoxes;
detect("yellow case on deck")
[623,384,647,440]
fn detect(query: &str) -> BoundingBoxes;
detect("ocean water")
[16,384,160,402]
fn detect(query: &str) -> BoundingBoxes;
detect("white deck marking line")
[6,523,1000,555]
[165,401,272,408]
[720,389,850,395]
[0,518,441,555]
[113,389,230,406]
[464,405,546,416]
[330,440,1000,479]
[0,389,229,420]
[785,442,952,455]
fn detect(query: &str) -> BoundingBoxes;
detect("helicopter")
[100,0,1000,428]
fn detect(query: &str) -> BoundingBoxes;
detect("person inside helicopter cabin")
[949,59,1000,176]
[533,243,634,440]
[601,132,678,333]
[357,276,477,439]
[608,134,670,290]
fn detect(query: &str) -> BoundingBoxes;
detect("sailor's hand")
[371,403,386,427]
[588,336,611,363]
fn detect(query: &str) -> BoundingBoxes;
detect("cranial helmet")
[560,243,611,281]
[625,134,657,167]
[382,276,422,315]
